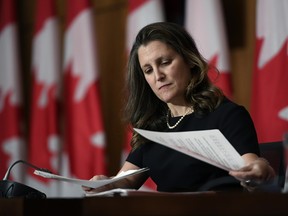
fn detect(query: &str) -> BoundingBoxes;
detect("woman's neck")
[168,105,193,117]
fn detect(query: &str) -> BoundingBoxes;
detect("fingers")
[81,175,110,192]
[90,175,109,181]
[229,164,256,182]
[229,157,276,192]
[82,185,93,192]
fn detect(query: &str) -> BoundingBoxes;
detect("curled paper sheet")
[34,167,149,189]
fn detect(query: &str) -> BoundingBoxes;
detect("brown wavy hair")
[123,22,224,149]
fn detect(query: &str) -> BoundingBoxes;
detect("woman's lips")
[159,83,171,90]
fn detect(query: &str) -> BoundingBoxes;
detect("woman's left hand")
[229,157,276,191]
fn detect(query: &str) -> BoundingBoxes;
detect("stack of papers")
[34,167,149,189]
[134,128,245,171]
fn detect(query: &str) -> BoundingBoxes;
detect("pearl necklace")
[166,108,193,129]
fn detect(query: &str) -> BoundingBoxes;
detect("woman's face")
[138,40,192,106]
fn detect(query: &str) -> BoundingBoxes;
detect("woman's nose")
[154,69,165,81]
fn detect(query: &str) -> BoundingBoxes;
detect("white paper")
[33,167,149,189]
[85,188,136,197]
[134,128,245,171]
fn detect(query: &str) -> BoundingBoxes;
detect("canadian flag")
[251,0,288,143]
[0,0,24,182]
[123,0,165,191]
[26,0,61,197]
[62,0,106,195]
[126,0,165,56]
[184,0,233,99]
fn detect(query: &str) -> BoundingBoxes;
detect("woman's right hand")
[82,162,147,194]
[82,175,113,193]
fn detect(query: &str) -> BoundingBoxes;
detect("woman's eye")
[161,60,170,65]
[144,68,152,74]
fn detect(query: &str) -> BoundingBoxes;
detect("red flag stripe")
[33,1,55,35]
[251,0,288,143]
[126,0,165,53]
[65,0,91,28]
[184,0,233,99]
[124,0,165,191]
[27,0,61,197]
[128,0,148,13]
[0,0,23,181]
[63,0,106,180]
[0,0,15,30]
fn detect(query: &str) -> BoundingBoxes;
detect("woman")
[84,22,275,193]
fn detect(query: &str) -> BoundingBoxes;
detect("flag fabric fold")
[123,0,165,191]
[126,0,165,54]
[62,0,106,196]
[0,0,24,182]
[27,0,61,197]
[251,0,288,143]
[184,0,233,99]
